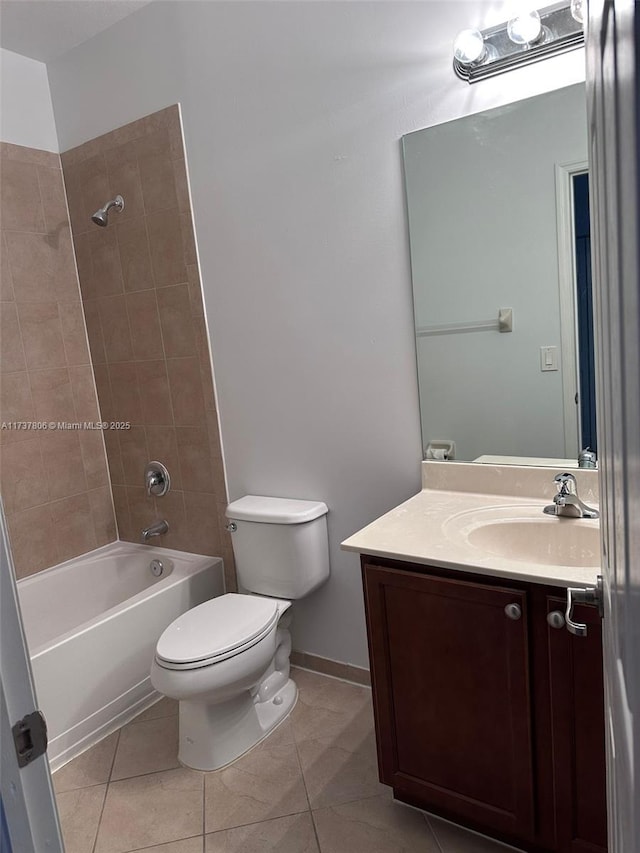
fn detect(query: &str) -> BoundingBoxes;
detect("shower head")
[91,195,124,227]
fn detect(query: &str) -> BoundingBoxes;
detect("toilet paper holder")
[425,440,455,461]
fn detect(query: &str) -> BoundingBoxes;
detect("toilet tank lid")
[226,495,328,524]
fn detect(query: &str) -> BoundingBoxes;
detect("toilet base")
[177,677,298,771]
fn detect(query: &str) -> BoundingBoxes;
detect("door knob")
[565,576,604,637]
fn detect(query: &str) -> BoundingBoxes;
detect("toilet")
[150,495,330,771]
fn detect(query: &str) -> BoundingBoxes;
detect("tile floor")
[53,668,521,853]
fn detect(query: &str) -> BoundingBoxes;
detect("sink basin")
[444,505,601,568]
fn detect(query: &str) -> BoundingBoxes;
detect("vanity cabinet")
[361,556,607,853]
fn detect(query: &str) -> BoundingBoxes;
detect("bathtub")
[17,541,224,770]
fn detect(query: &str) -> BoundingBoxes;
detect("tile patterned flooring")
[53,668,521,853]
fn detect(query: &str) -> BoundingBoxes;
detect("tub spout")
[141,519,169,542]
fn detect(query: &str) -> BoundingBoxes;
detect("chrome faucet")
[543,473,599,519]
[141,519,169,542]
[578,448,597,468]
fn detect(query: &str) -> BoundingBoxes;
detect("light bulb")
[570,0,585,24]
[507,8,542,45]
[453,29,486,66]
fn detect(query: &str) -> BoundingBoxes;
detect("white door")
[586,1,640,849]
[0,503,63,852]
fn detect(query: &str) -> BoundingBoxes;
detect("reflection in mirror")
[403,84,596,467]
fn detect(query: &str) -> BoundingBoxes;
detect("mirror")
[403,84,595,466]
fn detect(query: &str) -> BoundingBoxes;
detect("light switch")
[540,346,558,372]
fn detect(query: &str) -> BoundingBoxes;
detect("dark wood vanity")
[361,555,607,853]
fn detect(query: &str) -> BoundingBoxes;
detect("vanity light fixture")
[507,8,543,46]
[453,2,584,83]
[570,0,585,24]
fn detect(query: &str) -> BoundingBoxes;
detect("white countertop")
[341,462,601,589]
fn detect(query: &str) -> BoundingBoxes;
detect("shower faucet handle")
[145,461,171,497]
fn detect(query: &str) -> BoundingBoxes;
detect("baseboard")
[291,650,371,687]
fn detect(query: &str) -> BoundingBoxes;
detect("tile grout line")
[103,831,204,853]
[204,808,313,842]
[202,732,207,844]
[90,726,121,853]
[423,813,446,853]
[289,719,321,850]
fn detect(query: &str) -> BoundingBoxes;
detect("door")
[362,563,536,842]
[585,1,640,850]
[0,503,62,852]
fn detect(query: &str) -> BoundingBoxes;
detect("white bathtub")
[17,541,224,770]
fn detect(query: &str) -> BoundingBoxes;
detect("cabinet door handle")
[565,576,604,637]
[547,610,565,629]
[504,603,522,620]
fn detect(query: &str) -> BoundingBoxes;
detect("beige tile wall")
[61,106,236,591]
[0,142,116,578]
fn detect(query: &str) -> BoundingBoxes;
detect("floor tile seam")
[103,830,203,853]
[109,763,180,783]
[423,813,446,852]
[106,726,122,783]
[203,808,316,838]
[54,778,112,795]
[88,783,109,853]
[127,711,179,728]
[93,728,122,853]
[293,695,372,715]
[291,727,315,814]
[202,744,206,843]
[292,666,372,691]
[292,729,376,756]
[309,819,322,853]
[290,718,375,749]
[108,758,185,785]
[205,805,312,836]
[309,791,394,815]
[138,710,179,721]
[309,808,323,853]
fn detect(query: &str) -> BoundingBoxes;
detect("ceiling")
[0,0,153,63]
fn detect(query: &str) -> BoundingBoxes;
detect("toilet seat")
[155,593,280,671]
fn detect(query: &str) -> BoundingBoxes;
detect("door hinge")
[12,710,48,768]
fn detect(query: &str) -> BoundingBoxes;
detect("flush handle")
[504,603,522,621]
[225,522,237,532]
[565,576,604,637]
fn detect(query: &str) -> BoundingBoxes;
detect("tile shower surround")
[0,142,116,577]
[61,106,236,591]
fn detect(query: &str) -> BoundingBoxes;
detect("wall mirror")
[403,83,595,466]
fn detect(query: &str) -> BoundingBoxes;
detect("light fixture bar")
[454,3,584,84]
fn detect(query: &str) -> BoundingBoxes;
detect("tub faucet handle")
[145,461,170,497]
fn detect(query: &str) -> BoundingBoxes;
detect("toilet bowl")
[151,593,295,770]
[151,495,330,771]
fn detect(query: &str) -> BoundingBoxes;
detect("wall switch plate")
[540,346,559,372]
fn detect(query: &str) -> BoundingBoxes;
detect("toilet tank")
[225,496,330,599]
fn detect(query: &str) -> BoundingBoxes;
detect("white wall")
[47,1,586,667]
[405,84,587,461]
[0,48,58,151]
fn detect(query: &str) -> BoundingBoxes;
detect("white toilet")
[150,495,329,771]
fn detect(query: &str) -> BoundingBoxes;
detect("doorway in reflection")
[573,172,597,454]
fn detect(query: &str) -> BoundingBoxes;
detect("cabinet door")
[546,596,607,853]
[363,563,536,841]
